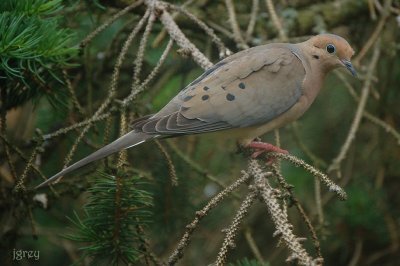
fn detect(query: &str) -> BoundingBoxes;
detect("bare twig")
[167,171,251,265]
[363,112,400,145]
[215,191,257,265]
[166,140,227,189]
[246,0,260,41]
[0,134,58,195]
[264,0,287,41]
[15,144,41,192]
[155,140,178,186]
[132,11,156,88]
[43,113,111,140]
[328,42,381,174]
[158,3,213,69]
[353,0,391,65]
[270,164,322,259]
[225,0,249,49]
[117,109,128,168]
[291,123,328,168]
[151,0,194,47]
[61,10,151,171]
[80,0,144,48]
[250,160,316,265]
[122,38,174,106]
[267,152,347,201]
[335,71,400,146]
[314,177,324,227]
[0,110,17,181]
[244,227,266,264]
[348,239,363,266]
[167,3,231,58]
[63,69,85,115]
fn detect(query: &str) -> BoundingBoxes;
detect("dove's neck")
[291,43,326,107]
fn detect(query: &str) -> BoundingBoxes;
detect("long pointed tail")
[35,131,153,189]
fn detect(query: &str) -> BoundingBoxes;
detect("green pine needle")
[0,0,77,110]
[66,172,153,265]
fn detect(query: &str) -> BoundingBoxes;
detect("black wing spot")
[238,82,246,89]
[183,95,194,102]
[226,93,235,101]
[189,61,227,86]
[202,95,209,101]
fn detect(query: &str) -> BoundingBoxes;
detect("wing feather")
[132,44,306,137]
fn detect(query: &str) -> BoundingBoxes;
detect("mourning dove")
[36,33,356,188]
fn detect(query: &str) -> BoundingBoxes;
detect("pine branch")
[66,172,153,264]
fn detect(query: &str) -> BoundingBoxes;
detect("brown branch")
[80,0,144,48]
[328,42,381,174]
[335,71,400,146]
[166,140,228,189]
[353,0,392,65]
[215,191,257,265]
[117,109,128,168]
[246,0,260,42]
[250,160,317,265]
[225,0,249,49]
[122,37,174,106]
[167,3,231,58]
[158,2,213,69]
[270,164,322,259]
[167,171,251,265]
[264,0,287,41]
[0,110,17,181]
[155,140,178,186]
[60,10,151,171]
[244,227,266,264]
[268,152,347,201]
[63,69,85,116]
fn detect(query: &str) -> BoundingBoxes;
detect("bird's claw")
[247,141,288,164]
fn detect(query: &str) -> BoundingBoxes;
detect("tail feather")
[35,131,152,189]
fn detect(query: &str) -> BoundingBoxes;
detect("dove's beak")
[341,59,357,77]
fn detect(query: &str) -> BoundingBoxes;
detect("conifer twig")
[264,0,287,41]
[246,0,260,41]
[328,42,381,174]
[61,10,151,171]
[268,152,347,201]
[158,3,213,69]
[250,159,316,265]
[167,171,251,265]
[80,0,144,48]
[155,140,178,186]
[215,191,257,265]
[270,164,322,259]
[225,0,249,49]
[335,71,400,146]
[167,3,231,58]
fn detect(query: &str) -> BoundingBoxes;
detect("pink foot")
[246,141,288,163]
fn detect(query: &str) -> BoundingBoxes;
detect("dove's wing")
[133,44,305,135]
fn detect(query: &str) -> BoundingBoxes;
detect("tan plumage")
[36,33,356,188]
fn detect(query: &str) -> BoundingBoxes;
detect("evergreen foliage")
[66,172,153,265]
[0,0,77,110]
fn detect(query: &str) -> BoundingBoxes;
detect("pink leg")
[247,141,288,159]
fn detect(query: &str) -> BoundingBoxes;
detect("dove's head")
[306,33,357,77]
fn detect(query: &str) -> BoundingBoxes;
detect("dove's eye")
[326,44,336,54]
